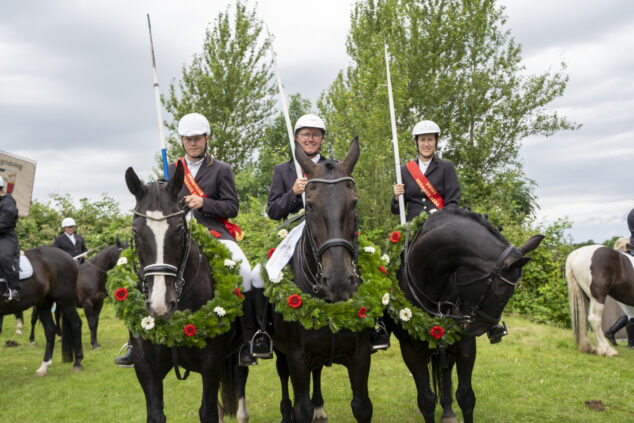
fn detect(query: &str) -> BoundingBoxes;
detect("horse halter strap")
[131,208,192,299]
[301,176,359,295]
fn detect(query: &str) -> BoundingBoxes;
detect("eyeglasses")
[182,135,206,143]
[298,132,323,140]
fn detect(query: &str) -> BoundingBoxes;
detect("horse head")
[125,162,188,319]
[294,136,360,302]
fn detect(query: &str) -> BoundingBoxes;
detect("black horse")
[386,209,543,423]
[125,163,247,423]
[271,137,372,423]
[0,246,84,376]
[77,239,126,349]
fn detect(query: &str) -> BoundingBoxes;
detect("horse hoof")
[29,341,36,347]
[441,417,459,423]
[34,370,47,377]
[313,407,328,422]
[15,329,22,335]
[72,365,84,373]
[92,344,101,350]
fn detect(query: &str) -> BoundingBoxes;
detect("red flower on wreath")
[268,248,276,259]
[209,230,222,238]
[114,287,128,301]
[184,324,197,337]
[430,325,444,340]
[234,287,244,299]
[379,265,388,275]
[287,294,302,309]
[389,231,402,243]
[358,306,367,318]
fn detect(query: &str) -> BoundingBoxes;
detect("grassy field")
[0,304,632,422]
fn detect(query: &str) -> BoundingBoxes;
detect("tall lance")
[266,26,305,204]
[385,44,406,225]
[146,14,170,180]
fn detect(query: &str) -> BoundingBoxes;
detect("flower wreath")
[381,213,463,348]
[262,220,392,333]
[106,222,244,348]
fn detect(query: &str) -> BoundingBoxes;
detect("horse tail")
[61,312,75,363]
[565,252,588,350]
[219,352,239,417]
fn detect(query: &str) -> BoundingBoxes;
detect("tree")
[161,1,275,172]
[318,0,577,229]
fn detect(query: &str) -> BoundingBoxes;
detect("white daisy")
[141,316,155,330]
[213,306,226,317]
[382,293,390,306]
[381,254,390,264]
[224,259,236,268]
[399,307,412,322]
[277,229,288,238]
[117,257,128,266]
[364,246,376,254]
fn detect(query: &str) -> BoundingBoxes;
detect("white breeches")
[219,239,263,291]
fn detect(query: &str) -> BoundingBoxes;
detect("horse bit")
[297,176,360,297]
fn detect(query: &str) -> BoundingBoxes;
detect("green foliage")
[16,193,129,251]
[161,0,276,173]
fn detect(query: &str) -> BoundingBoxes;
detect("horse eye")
[351,198,358,207]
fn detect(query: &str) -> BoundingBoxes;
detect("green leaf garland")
[106,222,244,348]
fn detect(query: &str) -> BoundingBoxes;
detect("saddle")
[19,254,33,280]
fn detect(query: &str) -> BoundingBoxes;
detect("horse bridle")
[130,206,193,300]
[403,221,520,325]
[298,176,360,296]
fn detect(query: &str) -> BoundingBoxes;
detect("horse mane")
[426,208,507,244]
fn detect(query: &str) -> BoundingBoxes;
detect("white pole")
[385,44,406,225]
[147,14,169,180]
[267,26,304,203]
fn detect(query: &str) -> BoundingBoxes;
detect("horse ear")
[294,141,316,176]
[518,234,545,255]
[167,161,185,198]
[339,136,360,175]
[125,167,148,199]
[115,237,121,249]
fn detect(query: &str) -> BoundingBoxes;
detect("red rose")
[268,248,276,259]
[358,306,367,318]
[287,294,302,309]
[379,266,388,275]
[184,324,197,337]
[430,325,444,340]
[209,230,222,238]
[389,231,402,243]
[114,287,128,301]
[234,287,243,299]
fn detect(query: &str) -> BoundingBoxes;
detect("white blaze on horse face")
[146,210,170,316]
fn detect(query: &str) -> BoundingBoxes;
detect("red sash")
[178,158,244,241]
[405,161,445,210]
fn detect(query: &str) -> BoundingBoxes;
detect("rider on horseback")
[603,236,634,348]
[0,177,21,302]
[53,217,88,263]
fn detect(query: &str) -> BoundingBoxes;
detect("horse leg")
[34,307,56,377]
[200,358,222,423]
[84,299,102,349]
[132,339,170,423]
[15,311,23,335]
[588,300,618,357]
[287,352,313,423]
[437,352,458,423]
[275,350,293,423]
[61,305,84,371]
[29,306,38,345]
[454,337,477,423]
[400,341,436,423]
[311,366,327,422]
[346,350,372,423]
[236,364,249,423]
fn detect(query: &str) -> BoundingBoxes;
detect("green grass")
[0,306,633,422]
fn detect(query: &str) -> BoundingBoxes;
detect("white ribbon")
[266,221,305,281]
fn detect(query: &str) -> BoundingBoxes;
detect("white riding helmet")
[412,120,441,138]
[294,114,326,135]
[178,113,210,137]
[61,217,76,228]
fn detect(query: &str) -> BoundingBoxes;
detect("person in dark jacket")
[267,113,327,220]
[391,120,460,220]
[0,177,21,302]
[53,217,88,263]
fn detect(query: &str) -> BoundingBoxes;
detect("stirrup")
[250,330,273,359]
[115,343,134,368]
[371,322,390,351]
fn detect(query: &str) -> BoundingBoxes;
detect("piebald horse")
[566,245,634,356]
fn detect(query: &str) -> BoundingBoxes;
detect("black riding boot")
[1,257,21,302]
[626,318,634,348]
[114,338,134,368]
[239,290,258,366]
[604,315,628,346]
[370,317,390,352]
[251,287,273,359]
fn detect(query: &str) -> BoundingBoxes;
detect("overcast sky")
[1,0,633,243]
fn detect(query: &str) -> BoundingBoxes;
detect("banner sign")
[0,150,37,216]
